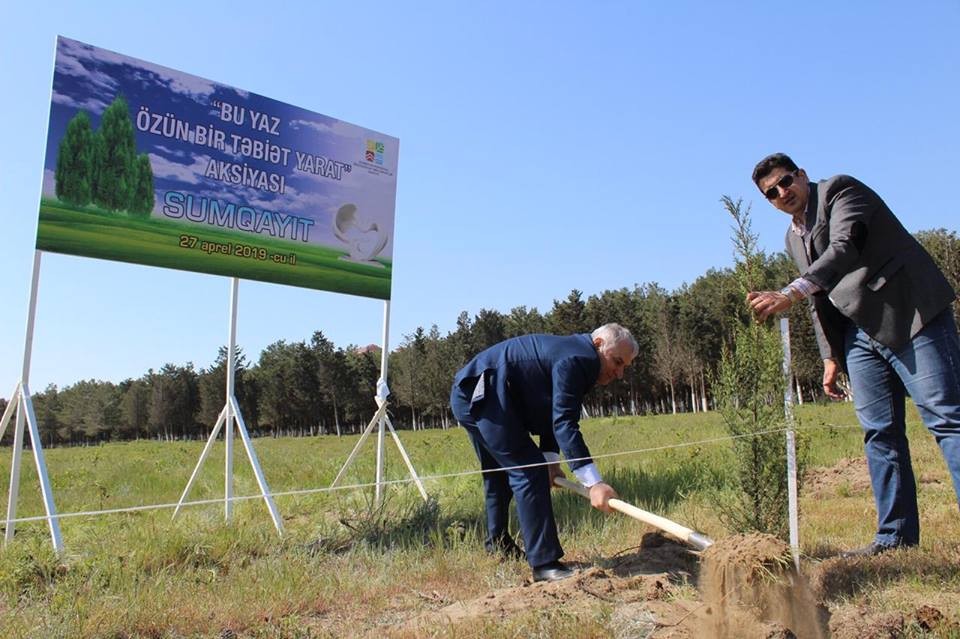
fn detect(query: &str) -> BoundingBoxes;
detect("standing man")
[748,152,960,556]
[450,323,638,581]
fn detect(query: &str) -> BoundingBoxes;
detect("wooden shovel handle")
[553,476,713,551]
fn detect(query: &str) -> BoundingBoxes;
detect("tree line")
[2,229,957,448]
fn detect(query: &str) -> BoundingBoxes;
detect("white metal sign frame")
[2,251,64,553]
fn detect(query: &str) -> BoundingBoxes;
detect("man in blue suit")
[450,323,638,582]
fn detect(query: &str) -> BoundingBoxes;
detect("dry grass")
[1,402,959,636]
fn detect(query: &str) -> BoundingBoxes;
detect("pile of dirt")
[394,532,701,637]
[398,566,676,629]
[697,533,828,638]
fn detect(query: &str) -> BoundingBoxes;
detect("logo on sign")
[366,139,385,166]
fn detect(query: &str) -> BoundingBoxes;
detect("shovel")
[554,476,713,551]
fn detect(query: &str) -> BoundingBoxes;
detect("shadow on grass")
[810,545,960,600]
[303,496,490,556]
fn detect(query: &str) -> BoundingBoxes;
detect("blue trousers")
[449,373,563,568]
[845,308,960,546]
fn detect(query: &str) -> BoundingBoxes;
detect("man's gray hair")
[591,323,639,357]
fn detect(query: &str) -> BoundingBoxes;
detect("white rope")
[1,421,861,527]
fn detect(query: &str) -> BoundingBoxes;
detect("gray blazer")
[786,175,955,366]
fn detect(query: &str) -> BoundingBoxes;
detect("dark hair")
[752,153,799,188]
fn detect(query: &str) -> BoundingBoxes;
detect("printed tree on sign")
[54,94,156,216]
[130,153,155,216]
[55,110,95,206]
[93,95,137,211]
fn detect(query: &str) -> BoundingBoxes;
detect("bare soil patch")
[804,456,947,501]
[825,604,958,639]
[395,532,835,638]
[394,532,699,637]
[392,530,960,638]
[804,457,871,498]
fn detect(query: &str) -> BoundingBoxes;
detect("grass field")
[37,200,392,299]
[1,402,959,637]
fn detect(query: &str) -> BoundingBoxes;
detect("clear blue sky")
[1,1,957,396]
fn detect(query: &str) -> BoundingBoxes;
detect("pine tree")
[55,111,94,206]
[916,229,960,328]
[93,95,137,211]
[714,195,796,537]
[548,289,588,335]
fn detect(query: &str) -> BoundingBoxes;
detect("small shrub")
[713,196,800,538]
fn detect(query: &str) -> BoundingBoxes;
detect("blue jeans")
[845,308,960,546]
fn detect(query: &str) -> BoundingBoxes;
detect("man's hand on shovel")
[589,482,618,513]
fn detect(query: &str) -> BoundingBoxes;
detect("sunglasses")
[764,171,798,200]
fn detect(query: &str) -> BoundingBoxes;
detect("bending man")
[450,323,638,582]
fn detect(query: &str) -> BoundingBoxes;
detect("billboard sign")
[38,37,397,299]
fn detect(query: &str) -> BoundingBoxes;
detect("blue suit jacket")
[452,333,600,471]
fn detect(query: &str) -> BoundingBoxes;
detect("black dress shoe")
[839,541,909,558]
[532,561,576,582]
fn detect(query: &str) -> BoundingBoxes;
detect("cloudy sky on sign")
[43,36,398,253]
